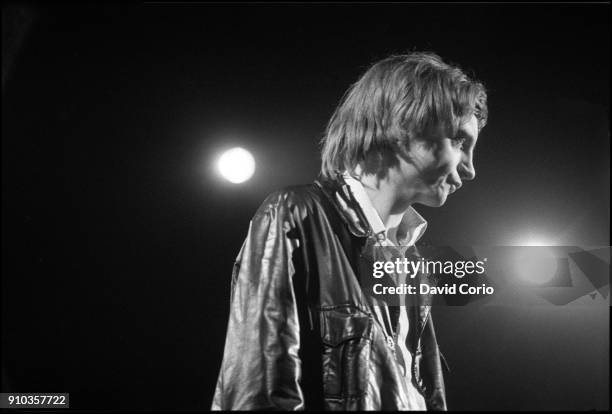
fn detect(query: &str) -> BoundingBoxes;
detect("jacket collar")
[314,171,373,238]
[314,171,429,246]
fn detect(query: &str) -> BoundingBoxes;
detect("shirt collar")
[342,172,428,246]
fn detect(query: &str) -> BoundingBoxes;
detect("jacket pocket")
[319,306,372,399]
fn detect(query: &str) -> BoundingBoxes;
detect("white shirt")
[343,173,428,410]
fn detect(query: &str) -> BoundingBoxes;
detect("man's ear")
[362,147,398,180]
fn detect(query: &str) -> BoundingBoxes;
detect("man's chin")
[421,192,448,207]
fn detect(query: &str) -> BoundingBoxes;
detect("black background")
[2,3,609,411]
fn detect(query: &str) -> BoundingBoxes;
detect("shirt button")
[377,233,386,242]
[387,337,395,349]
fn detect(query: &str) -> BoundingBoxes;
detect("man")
[212,52,488,411]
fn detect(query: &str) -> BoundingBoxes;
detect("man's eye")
[451,137,466,149]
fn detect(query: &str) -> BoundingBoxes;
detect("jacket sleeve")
[211,194,305,410]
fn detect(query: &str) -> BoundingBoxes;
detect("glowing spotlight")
[515,247,559,285]
[217,147,255,184]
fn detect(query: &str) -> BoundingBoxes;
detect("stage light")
[515,246,559,285]
[217,147,255,184]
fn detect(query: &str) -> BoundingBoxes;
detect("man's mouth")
[447,177,462,194]
[434,177,460,195]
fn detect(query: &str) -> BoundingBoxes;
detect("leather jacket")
[212,173,447,411]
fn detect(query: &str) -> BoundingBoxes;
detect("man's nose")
[459,157,476,181]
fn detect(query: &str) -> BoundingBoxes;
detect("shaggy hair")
[320,52,488,178]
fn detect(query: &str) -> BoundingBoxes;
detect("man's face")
[395,114,480,207]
